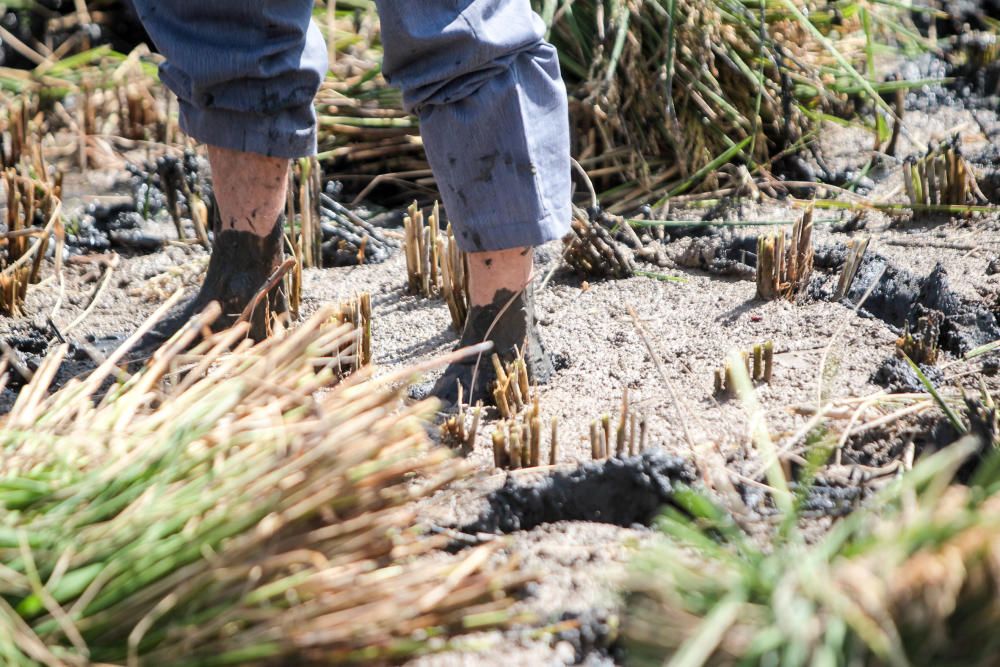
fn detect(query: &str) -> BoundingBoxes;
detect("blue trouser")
[130,0,571,252]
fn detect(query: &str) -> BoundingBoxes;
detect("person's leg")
[208,146,288,235]
[467,247,533,307]
[130,0,327,340]
[376,0,572,405]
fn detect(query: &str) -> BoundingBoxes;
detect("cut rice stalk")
[0,307,528,665]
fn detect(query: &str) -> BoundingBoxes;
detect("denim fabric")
[133,0,571,252]
[377,0,572,251]
[131,0,327,158]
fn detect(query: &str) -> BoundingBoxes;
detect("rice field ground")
[1,1,1000,665]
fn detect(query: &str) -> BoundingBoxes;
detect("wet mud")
[459,452,697,536]
[737,476,868,519]
[668,231,758,278]
[844,256,1000,355]
[872,355,946,393]
[817,248,1000,391]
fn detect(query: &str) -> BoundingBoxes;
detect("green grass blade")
[657,136,753,203]
[964,340,1000,361]
[902,353,967,434]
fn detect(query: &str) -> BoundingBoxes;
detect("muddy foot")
[415,285,554,408]
[133,216,288,356]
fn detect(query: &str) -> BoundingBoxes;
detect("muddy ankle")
[194,216,288,339]
[462,285,552,379]
[428,284,553,407]
[137,215,287,352]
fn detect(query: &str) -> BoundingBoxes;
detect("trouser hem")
[177,102,318,159]
[453,209,571,253]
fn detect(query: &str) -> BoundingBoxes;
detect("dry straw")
[714,341,775,396]
[403,201,469,332]
[0,101,63,317]
[756,209,814,301]
[493,394,552,470]
[564,212,636,279]
[533,0,894,206]
[896,309,942,365]
[903,138,986,208]
[0,305,527,665]
[588,388,647,460]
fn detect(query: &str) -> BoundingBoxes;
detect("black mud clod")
[841,254,1000,356]
[551,610,624,664]
[792,482,865,518]
[459,452,697,536]
[669,232,758,278]
[872,355,946,393]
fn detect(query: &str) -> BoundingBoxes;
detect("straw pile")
[535,0,878,207]
[623,438,1000,666]
[0,303,527,665]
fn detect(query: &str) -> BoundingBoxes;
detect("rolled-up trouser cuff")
[132,0,326,159]
[461,209,570,252]
[416,43,572,253]
[377,0,572,253]
[176,100,318,159]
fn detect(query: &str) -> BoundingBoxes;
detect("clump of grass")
[492,396,548,470]
[0,305,527,665]
[0,170,59,317]
[622,435,1000,667]
[328,291,374,370]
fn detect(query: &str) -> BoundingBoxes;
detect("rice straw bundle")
[0,305,527,665]
[534,0,901,207]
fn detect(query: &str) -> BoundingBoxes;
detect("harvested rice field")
[1,1,1000,665]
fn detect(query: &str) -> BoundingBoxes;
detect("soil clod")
[459,452,697,536]
[843,255,1000,356]
[873,354,946,393]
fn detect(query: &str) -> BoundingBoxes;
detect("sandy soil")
[2,83,1000,666]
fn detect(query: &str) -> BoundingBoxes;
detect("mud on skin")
[426,285,553,407]
[137,214,288,351]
